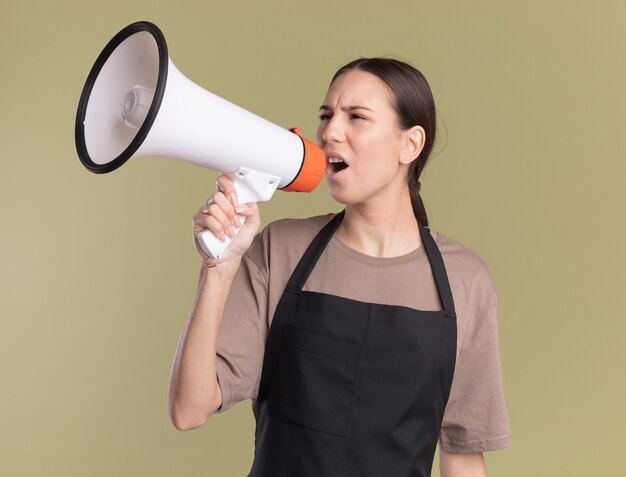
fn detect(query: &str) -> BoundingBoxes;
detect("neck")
[336,188,423,258]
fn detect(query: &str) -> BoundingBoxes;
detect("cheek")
[351,150,401,192]
[356,130,400,171]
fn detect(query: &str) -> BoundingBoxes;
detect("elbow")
[168,382,222,430]
[171,418,205,431]
[169,403,212,431]
[170,412,209,431]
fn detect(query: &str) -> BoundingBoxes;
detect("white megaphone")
[75,21,325,259]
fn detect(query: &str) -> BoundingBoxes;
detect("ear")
[399,125,425,165]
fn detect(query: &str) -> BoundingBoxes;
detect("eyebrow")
[319,105,375,112]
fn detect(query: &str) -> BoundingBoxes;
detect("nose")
[320,115,344,145]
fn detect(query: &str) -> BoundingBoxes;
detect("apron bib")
[248,210,457,477]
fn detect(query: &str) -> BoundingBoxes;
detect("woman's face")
[316,69,410,207]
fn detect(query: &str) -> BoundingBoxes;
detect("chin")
[325,176,371,207]
[325,182,346,205]
[328,190,359,207]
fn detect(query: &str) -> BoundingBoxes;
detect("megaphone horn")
[75,21,325,259]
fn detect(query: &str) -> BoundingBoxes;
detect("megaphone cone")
[76,21,325,259]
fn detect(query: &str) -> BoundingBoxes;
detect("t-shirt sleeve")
[213,228,270,414]
[438,274,512,453]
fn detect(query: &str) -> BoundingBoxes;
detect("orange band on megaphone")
[282,128,325,192]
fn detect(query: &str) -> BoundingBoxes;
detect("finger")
[210,196,241,238]
[204,215,227,242]
[234,202,256,215]
[193,205,224,233]
[205,200,235,237]
[216,175,238,208]
[199,196,214,214]
[193,212,223,241]
[212,191,238,224]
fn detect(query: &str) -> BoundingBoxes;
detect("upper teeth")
[329,157,344,163]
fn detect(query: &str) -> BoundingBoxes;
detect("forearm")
[439,448,487,477]
[168,261,240,430]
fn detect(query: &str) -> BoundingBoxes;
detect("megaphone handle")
[198,168,281,259]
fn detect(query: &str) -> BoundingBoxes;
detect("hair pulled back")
[330,58,437,226]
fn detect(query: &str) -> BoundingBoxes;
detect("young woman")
[168,58,511,477]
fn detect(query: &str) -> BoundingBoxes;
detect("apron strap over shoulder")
[417,221,456,317]
[286,209,456,317]
[286,210,345,293]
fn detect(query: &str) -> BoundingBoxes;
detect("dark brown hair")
[331,58,436,226]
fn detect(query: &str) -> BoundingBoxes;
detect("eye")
[319,113,332,121]
[350,113,366,120]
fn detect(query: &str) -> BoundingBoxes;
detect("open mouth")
[330,161,349,173]
[327,155,349,175]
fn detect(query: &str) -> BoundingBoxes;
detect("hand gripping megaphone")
[75,21,325,259]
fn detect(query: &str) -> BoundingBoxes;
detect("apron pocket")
[269,324,361,437]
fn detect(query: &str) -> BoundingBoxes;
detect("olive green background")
[1,0,624,475]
